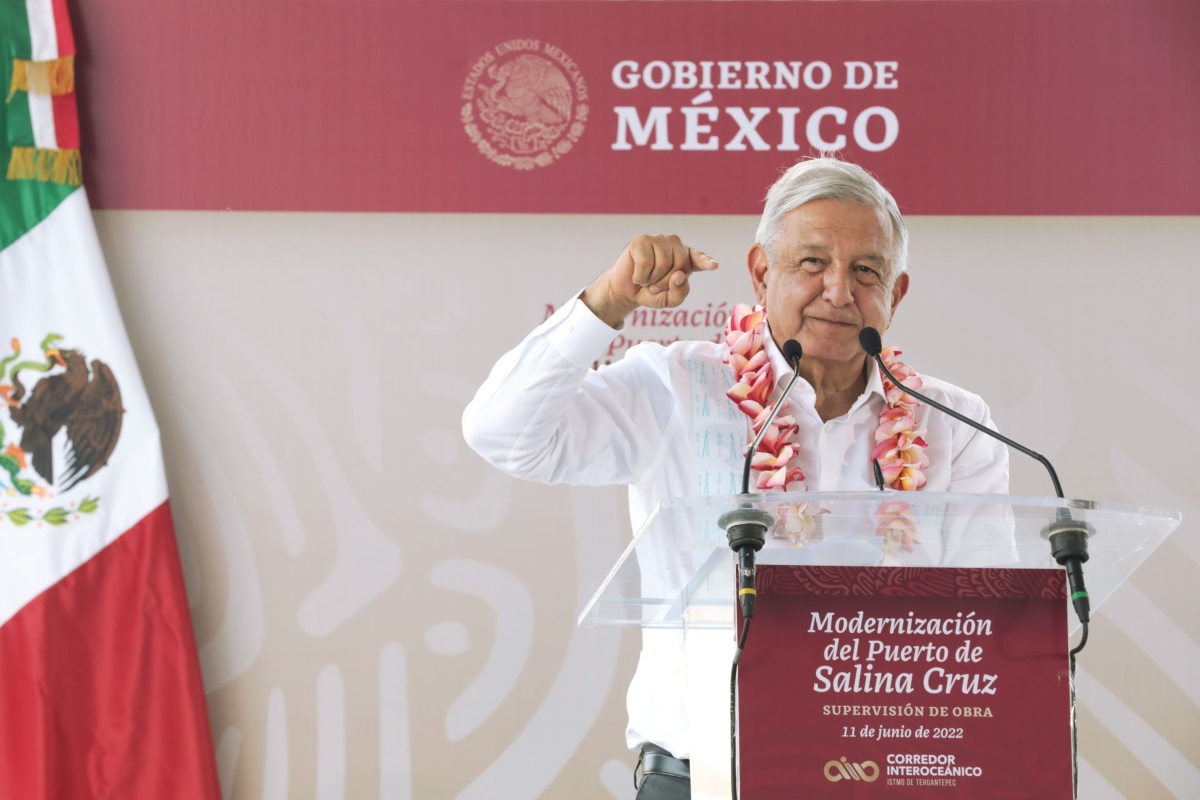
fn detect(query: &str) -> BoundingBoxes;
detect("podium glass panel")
[578,491,1182,632]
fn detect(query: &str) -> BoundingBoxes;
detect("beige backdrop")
[91,211,1198,798]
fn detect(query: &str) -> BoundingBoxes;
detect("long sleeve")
[946,394,1010,495]
[462,297,676,487]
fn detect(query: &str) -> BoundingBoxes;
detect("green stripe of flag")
[3,0,35,147]
[5,89,36,150]
[1,0,32,58]
[1,0,77,251]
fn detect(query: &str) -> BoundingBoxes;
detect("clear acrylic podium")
[577,492,1182,798]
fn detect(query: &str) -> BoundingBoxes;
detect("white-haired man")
[463,158,1008,799]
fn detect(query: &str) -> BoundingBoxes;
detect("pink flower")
[873,433,929,465]
[893,466,927,491]
[728,333,752,357]
[758,465,805,491]
[757,466,786,489]
[875,500,920,553]
[880,525,920,554]
[756,424,784,455]
[746,368,773,406]
[743,350,769,375]
[750,403,775,429]
[875,408,918,439]
[886,383,922,408]
[879,460,904,486]
[752,444,795,468]
[774,501,819,545]
[876,500,912,516]
[726,312,767,355]
[727,381,753,403]
[872,436,899,462]
[729,304,765,333]
[775,417,799,441]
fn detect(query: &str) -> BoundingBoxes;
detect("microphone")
[858,327,1091,629]
[721,338,802,621]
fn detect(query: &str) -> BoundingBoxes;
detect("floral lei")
[723,304,927,552]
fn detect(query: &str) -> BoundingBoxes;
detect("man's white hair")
[754,157,909,278]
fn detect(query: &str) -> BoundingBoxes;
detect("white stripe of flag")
[28,92,57,150]
[24,0,58,60]
[23,0,60,149]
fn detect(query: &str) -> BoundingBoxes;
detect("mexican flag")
[0,0,220,796]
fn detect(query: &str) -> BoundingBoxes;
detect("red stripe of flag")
[50,0,79,150]
[52,93,80,149]
[0,502,221,798]
[50,0,74,55]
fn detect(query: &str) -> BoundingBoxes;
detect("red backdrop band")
[74,0,1199,215]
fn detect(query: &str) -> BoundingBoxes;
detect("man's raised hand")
[583,234,719,328]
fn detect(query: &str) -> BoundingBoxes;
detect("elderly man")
[462,158,1008,799]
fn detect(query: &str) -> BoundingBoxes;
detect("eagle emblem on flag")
[0,334,122,525]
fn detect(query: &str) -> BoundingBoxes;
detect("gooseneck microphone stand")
[718,338,802,800]
[859,326,1091,798]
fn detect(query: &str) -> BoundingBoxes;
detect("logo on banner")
[824,757,880,782]
[0,334,121,526]
[462,39,589,170]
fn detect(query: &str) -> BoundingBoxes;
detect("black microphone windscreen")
[782,339,802,364]
[858,327,883,357]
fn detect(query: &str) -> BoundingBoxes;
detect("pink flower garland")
[723,303,930,494]
[872,348,930,491]
[723,305,807,493]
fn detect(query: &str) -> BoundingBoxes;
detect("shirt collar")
[763,322,886,414]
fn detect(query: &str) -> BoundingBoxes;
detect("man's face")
[748,199,909,368]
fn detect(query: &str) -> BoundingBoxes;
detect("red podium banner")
[738,566,1071,798]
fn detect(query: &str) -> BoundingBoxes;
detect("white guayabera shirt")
[462,296,1009,759]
